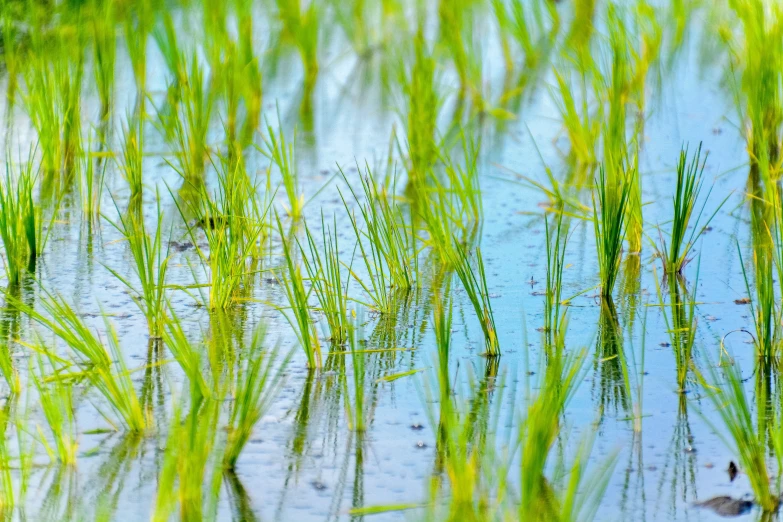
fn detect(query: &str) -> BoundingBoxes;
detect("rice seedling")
[0,341,19,396]
[593,164,634,300]
[234,1,264,147]
[118,114,144,199]
[1,12,21,113]
[0,156,38,285]
[417,179,471,264]
[700,359,780,512]
[299,213,351,344]
[10,293,147,433]
[157,53,214,183]
[91,1,116,122]
[494,0,560,89]
[330,0,374,56]
[124,0,154,111]
[78,138,107,224]
[437,0,476,100]
[629,1,663,115]
[435,133,483,228]
[400,28,439,189]
[275,213,321,369]
[656,143,726,275]
[30,353,77,465]
[565,0,597,58]
[23,26,84,181]
[740,184,779,361]
[602,7,645,253]
[206,12,263,151]
[0,405,15,514]
[103,194,171,338]
[450,246,498,356]
[224,327,289,469]
[551,68,601,168]
[724,0,783,168]
[544,212,568,347]
[259,120,303,220]
[339,166,416,313]
[274,0,320,102]
[171,152,268,309]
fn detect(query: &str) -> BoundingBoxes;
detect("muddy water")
[0,4,772,522]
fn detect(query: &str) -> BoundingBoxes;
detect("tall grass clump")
[701,361,779,512]
[224,327,288,469]
[104,196,170,338]
[276,214,321,369]
[657,144,725,275]
[340,167,416,313]
[299,214,350,344]
[593,164,634,300]
[451,246,499,356]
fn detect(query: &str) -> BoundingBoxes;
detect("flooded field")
[0,0,780,520]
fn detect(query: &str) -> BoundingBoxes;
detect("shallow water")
[0,1,777,521]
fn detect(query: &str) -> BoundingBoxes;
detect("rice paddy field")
[2,0,783,520]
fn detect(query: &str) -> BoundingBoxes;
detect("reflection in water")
[224,470,260,522]
[593,298,630,422]
[655,396,697,521]
[37,465,78,522]
[620,253,641,330]
[88,433,143,520]
[660,273,698,394]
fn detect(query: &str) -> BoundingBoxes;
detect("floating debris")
[695,496,753,517]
